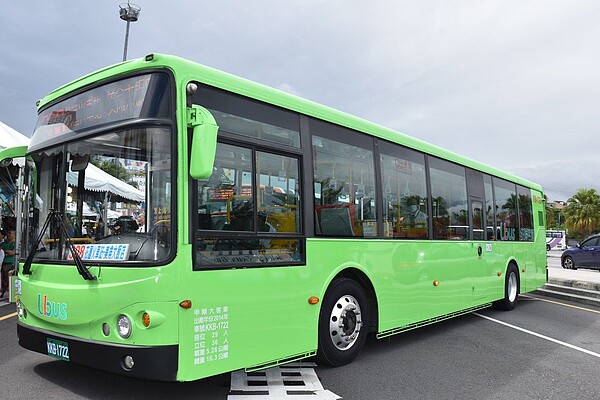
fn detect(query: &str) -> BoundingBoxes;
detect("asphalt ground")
[1,254,599,399]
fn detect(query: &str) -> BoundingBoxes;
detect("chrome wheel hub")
[508,272,518,303]
[328,295,362,351]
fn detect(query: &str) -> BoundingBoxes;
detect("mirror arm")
[187,104,216,129]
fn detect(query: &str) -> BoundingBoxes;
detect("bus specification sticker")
[67,244,130,261]
[192,306,229,365]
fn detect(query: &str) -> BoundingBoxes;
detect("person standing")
[0,229,16,298]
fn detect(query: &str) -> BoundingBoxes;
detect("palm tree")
[563,188,600,238]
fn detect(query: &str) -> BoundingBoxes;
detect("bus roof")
[37,53,542,192]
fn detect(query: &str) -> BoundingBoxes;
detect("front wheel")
[562,256,576,270]
[317,278,369,366]
[492,264,519,311]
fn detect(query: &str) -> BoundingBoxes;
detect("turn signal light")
[179,300,192,309]
[308,296,319,305]
[142,312,150,327]
[433,280,440,287]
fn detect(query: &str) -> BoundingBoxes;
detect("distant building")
[547,201,566,230]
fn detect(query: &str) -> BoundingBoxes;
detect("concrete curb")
[533,274,600,307]
[548,277,600,292]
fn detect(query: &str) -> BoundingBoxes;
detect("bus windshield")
[22,126,173,264]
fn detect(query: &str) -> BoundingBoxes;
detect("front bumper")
[17,322,178,381]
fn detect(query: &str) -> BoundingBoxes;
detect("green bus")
[13,54,547,381]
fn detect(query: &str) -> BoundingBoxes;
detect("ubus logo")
[37,294,68,320]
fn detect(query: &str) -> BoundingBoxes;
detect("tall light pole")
[119,2,141,62]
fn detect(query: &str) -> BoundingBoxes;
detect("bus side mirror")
[187,105,218,180]
[71,154,90,172]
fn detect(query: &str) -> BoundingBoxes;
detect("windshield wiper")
[22,209,96,280]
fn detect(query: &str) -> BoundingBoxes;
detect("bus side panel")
[176,238,482,381]
[311,240,479,334]
[176,260,318,381]
[176,203,547,381]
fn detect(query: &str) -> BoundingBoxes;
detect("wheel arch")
[323,267,379,333]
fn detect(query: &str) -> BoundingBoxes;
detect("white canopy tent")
[0,121,29,149]
[0,121,144,239]
[66,202,122,218]
[67,162,145,203]
[0,122,144,202]
[0,122,29,235]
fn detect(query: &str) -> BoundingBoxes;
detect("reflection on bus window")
[494,179,518,241]
[517,185,534,242]
[429,158,468,240]
[484,175,495,241]
[312,135,377,238]
[380,143,428,239]
[195,143,303,267]
[22,127,173,263]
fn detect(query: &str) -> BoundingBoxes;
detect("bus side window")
[311,124,377,238]
[494,179,518,241]
[379,143,428,239]
[429,157,468,240]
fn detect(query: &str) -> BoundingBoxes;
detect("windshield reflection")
[22,127,173,264]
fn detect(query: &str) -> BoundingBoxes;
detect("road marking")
[229,362,341,399]
[0,312,17,321]
[474,312,600,359]
[522,294,600,314]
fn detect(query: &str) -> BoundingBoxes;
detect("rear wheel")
[562,256,576,270]
[317,278,369,366]
[493,264,519,311]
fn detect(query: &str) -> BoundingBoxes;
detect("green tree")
[563,188,600,239]
[504,194,518,214]
[91,158,138,188]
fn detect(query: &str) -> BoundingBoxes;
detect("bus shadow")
[33,360,231,399]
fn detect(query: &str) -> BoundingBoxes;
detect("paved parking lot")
[2,257,600,399]
[316,293,600,399]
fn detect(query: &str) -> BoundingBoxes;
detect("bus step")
[229,362,341,399]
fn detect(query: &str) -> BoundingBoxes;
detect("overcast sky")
[1,1,598,200]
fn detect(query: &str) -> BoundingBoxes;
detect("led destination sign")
[30,73,171,150]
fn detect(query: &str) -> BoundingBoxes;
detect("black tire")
[492,264,519,311]
[546,244,551,252]
[562,256,576,270]
[317,278,369,366]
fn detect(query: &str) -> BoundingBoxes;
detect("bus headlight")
[117,315,132,339]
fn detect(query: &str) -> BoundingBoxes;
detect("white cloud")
[0,0,598,201]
